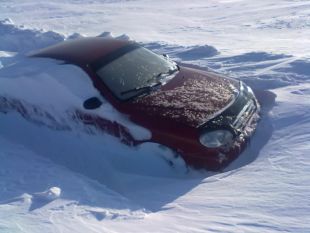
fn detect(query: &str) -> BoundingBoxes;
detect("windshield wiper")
[120,67,179,96]
[120,81,161,95]
[156,66,179,80]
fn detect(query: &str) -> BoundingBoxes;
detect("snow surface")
[1,0,310,232]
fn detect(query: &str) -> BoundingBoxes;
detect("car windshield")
[93,45,178,100]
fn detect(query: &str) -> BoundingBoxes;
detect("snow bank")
[176,45,219,60]
[0,20,151,141]
[0,57,152,140]
[0,58,95,109]
[0,18,64,54]
[144,42,219,61]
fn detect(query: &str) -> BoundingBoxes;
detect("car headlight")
[199,130,234,148]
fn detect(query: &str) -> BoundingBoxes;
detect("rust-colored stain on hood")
[132,68,238,128]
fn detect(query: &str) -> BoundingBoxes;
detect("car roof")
[30,37,133,65]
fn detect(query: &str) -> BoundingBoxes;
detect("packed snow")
[1,0,310,232]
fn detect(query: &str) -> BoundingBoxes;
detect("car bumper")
[183,95,260,171]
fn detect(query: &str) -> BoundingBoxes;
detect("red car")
[11,37,260,170]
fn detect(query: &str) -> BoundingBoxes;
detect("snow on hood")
[132,68,238,128]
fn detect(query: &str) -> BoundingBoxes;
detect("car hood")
[131,67,239,128]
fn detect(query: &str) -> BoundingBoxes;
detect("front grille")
[200,82,259,136]
[232,99,257,131]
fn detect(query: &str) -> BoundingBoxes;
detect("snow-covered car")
[3,37,260,170]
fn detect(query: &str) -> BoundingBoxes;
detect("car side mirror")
[83,97,102,110]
